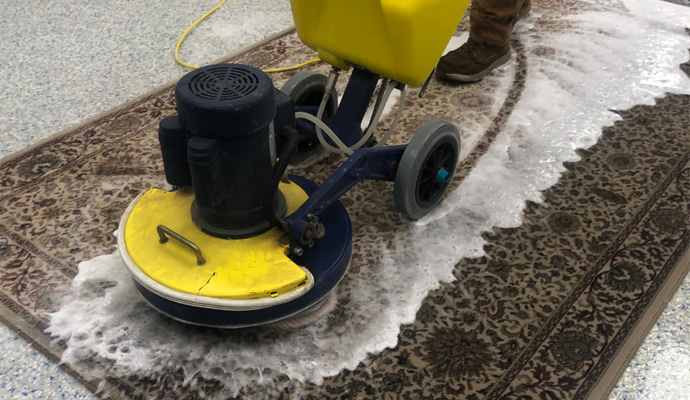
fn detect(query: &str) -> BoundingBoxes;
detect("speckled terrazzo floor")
[0,324,96,399]
[0,0,293,160]
[609,263,690,400]
[0,0,689,399]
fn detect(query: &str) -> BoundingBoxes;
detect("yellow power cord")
[175,0,321,73]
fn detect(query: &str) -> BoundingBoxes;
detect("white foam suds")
[440,31,519,161]
[48,1,690,398]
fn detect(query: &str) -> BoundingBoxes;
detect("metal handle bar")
[156,225,206,266]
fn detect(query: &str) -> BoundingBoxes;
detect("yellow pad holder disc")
[122,182,309,300]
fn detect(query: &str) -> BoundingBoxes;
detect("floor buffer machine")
[117,0,470,328]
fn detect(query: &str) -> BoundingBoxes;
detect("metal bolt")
[293,246,304,256]
[387,160,399,176]
[314,223,326,239]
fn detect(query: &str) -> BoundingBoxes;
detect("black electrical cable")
[263,126,308,229]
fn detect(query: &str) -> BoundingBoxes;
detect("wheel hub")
[435,168,450,183]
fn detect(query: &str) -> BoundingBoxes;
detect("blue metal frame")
[294,68,381,146]
[325,68,380,146]
[284,67,409,254]
[284,145,405,252]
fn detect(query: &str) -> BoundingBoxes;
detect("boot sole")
[442,50,512,83]
[517,1,532,21]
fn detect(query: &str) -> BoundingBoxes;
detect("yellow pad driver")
[122,183,310,300]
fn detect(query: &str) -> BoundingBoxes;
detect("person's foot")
[436,1,531,83]
[518,0,532,20]
[436,38,511,83]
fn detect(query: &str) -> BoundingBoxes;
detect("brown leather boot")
[436,0,531,83]
[517,1,532,20]
[436,38,511,83]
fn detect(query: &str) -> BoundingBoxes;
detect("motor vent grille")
[188,65,261,101]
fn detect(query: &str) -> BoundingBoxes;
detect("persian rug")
[1,0,689,399]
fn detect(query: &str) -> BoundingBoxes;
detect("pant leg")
[469,0,527,48]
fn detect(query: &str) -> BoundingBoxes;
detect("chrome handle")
[156,225,206,266]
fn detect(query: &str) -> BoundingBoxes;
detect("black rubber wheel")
[280,71,338,163]
[394,120,461,220]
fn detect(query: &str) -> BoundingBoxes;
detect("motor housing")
[158,64,294,239]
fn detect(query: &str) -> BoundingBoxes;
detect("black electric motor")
[157,64,295,239]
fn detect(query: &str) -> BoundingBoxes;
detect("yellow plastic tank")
[290,0,470,86]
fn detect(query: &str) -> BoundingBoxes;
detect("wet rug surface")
[1,0,689,399]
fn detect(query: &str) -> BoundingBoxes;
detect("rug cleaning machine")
[117,0,470,328]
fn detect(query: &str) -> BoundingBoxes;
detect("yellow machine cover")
[123,183,310,300]
[290,0,471,86]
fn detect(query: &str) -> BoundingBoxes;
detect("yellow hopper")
[290,0,470,86]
